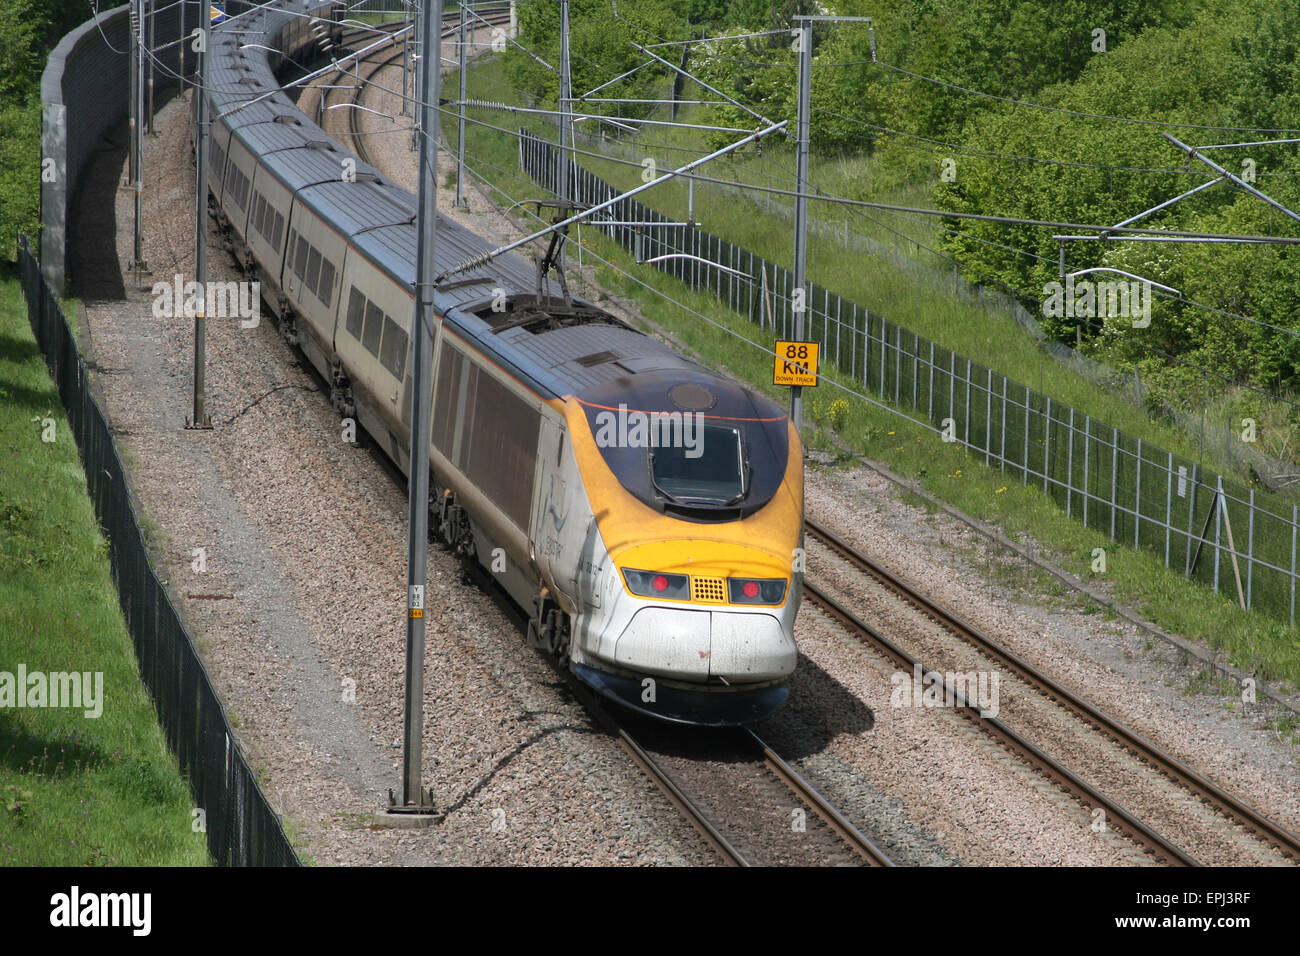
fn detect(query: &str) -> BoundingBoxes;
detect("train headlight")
[623,568,690,600]
[727,577,787,605]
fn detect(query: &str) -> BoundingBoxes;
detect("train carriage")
[197,0,804,724]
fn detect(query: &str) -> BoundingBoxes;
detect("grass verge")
[0,269,209,866]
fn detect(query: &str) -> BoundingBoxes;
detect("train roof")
[208,0,766,409]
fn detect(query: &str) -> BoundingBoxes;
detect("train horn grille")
[691,576,726,604]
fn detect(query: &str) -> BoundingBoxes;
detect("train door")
[531,416,569,600]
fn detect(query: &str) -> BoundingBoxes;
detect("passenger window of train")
[380,317,407,378]
[305,247,322,294]
[318,259,335,307]
[346,288,365,338]
[272,213,284,252]
[253,195,266,237]
[295,236,309,279]
[362,301,384,356]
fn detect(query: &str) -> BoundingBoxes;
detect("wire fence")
[520,131,1300,627]
[18,239,299,866]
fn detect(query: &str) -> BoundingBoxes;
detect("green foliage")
[0,102,40,261]
[0,0,90,260]
[932,0,1300,399]
[0,0,41,101]
[505,0,689,117]
[691,0,1190,151]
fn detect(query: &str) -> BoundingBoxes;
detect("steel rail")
[805,516,1300,863]
[802,578,1199,866]
[745,727,895,867]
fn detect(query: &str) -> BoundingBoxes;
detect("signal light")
[623,568,689,600]
[728,577,787,605]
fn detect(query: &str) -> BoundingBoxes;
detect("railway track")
[452,549,893,866]
[605,714,895,867]
[336,5,513,169]
[805,517,1300,866]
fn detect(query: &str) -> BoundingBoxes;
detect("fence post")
[928,341,935,420]
[1213,476,1222,594]
[1184,463,1199,577]
[895,323,903,404]
[912,331,920,410]
[1110,426,1119,541]
[1134,437,1142,548]
[1066,408,1077,518]
[1291,505,1297,628]
[1165,452,1174,568]
[1082,415,1090,527]
[1246,488,1255,609]
[964,358,972,447]
[1044,397,1052,496]
[999,377,1007,472]
[837,298,843,372]
[1023,386,1030,486]
[985,368,993,467]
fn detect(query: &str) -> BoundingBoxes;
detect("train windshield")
[650,424,746,505]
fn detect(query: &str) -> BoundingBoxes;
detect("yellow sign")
[773,341,818,387]
[409,608,424,619]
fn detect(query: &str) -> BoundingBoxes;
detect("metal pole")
[188,3,210,430]
[146,0,155,135]
[791,17,811,433]
[411,0,422,150]
[130,0,148,273]
[453,1,468,207]
[401,2,411,116]
[128,0,138,187]
[557,0,573,269]
[396,0,445,814]
[178,0,185,92]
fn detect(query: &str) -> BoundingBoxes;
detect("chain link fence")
[19,239,299,866]
[520,132,1300,627]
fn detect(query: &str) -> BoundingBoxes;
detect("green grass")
[450,64,1300,686]
[0,270,209,866]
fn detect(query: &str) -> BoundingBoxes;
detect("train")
[193,0,804,724]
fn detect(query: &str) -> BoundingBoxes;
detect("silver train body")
[196,0,804,724]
